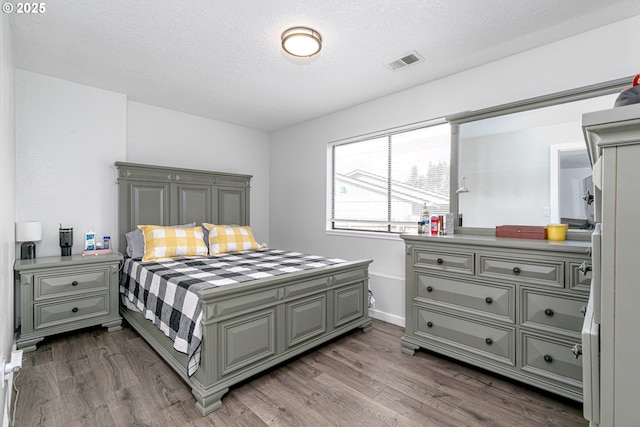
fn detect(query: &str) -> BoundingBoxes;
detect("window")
[329,122,451,233]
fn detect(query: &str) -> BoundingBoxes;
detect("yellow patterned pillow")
[138,225,208,261]
[202,223,266,255]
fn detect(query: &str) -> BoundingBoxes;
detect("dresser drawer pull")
[436,258,443,265]
[427,321,433,328]
[543,354,553,363]
[571,344,583,359]
[485,338,493,345]
[512,267,521,275]
[544,308,554,317]
[578,261,592,274]
[71,307,78,313]
[580,306,587,316]
[71,281,78,286]
[426,286,433,292]
[485,297,493,304]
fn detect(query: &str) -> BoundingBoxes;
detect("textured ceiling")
[9,1,640,131]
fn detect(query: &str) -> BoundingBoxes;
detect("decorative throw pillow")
[125,222,195,258]
[614,85,640,107]
[137,225,208,261]
[202,223,266,255]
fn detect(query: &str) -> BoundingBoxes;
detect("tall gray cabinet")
[401,234,591,401]
[582,103,640,426]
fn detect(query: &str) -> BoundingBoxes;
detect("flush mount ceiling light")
[281,27,322,57]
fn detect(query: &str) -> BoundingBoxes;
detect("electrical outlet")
[543,207,550,217]
[2,349,24,386]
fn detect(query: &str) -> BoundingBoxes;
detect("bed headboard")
[115,162,252,255]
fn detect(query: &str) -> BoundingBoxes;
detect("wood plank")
[12,319,587,426]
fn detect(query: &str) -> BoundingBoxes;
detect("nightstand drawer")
[34,268,109,300]
[415,274,514,322]
[520,331,582,388]
[414,249,474,275]
[34,294,109,330]
[478,255,563,287]
[415,306,515,366]
[521,288,587,334]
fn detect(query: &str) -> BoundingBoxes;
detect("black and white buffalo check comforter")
[119,249,346,376]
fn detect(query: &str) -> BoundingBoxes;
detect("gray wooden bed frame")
[115,162,373,415]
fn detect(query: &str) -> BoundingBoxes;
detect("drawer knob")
[571,344,583,359]
[427,321,433,328]
[578,260,592,274]
[436,258,443,265]
[485,297,493,304]
[512,267,521,275]
[71,307,78,313]
[544,308,554,317]
[580,305,587,316]
[71,281,78,286]
[543,354,553,363]
[426,286,433,292]
[485,338,493,345]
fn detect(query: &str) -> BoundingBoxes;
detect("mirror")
[456,93,617,230]
[550,142,594,229]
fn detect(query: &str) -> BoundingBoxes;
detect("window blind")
[330,122,451,233]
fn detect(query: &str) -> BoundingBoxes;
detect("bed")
[115,162,373,415]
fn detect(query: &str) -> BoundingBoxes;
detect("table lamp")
[16,221,42,260]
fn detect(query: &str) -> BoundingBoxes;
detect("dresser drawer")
[34,294,109,330]
[415,306,515,366]
[520,331,582,388]
[414,248,474,275]
[415,274,514,322]
[521,288,587,334]
[34,267,109,300]
[567,261,591,292]
[477,255,563,287]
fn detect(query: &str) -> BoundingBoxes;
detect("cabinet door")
[214,186,248,225]
[174,183,212,225]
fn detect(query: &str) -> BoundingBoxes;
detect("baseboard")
[367,271,405,328]
[368,308,405,328]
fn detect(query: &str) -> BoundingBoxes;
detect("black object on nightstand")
[59,226,73,256]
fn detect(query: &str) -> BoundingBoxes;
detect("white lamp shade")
[16,221,42,242]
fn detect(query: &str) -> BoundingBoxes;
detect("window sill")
[325,229,403,241]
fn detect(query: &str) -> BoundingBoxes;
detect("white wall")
[126,101,270,243]
[15,71,127,256]
[14,78,271,257]
[269,15,640,326]
[0,10,15,425]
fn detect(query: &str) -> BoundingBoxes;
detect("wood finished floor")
[13,319,587,426]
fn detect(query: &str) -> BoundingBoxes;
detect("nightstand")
[14,252,123,352]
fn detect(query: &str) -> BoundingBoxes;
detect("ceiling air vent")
[385,51,424,71]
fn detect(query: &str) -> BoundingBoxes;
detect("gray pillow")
[125,222,196,258]
[614,86,640,107]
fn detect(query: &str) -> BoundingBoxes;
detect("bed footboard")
[121,259,372,415]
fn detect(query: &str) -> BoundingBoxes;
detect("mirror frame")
[446,76,632,240]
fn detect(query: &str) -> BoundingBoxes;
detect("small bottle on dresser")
[420,202,430,230]
[430,215,439,235]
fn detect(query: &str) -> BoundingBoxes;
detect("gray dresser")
[15,253,123,351]
[401,233,591,401]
